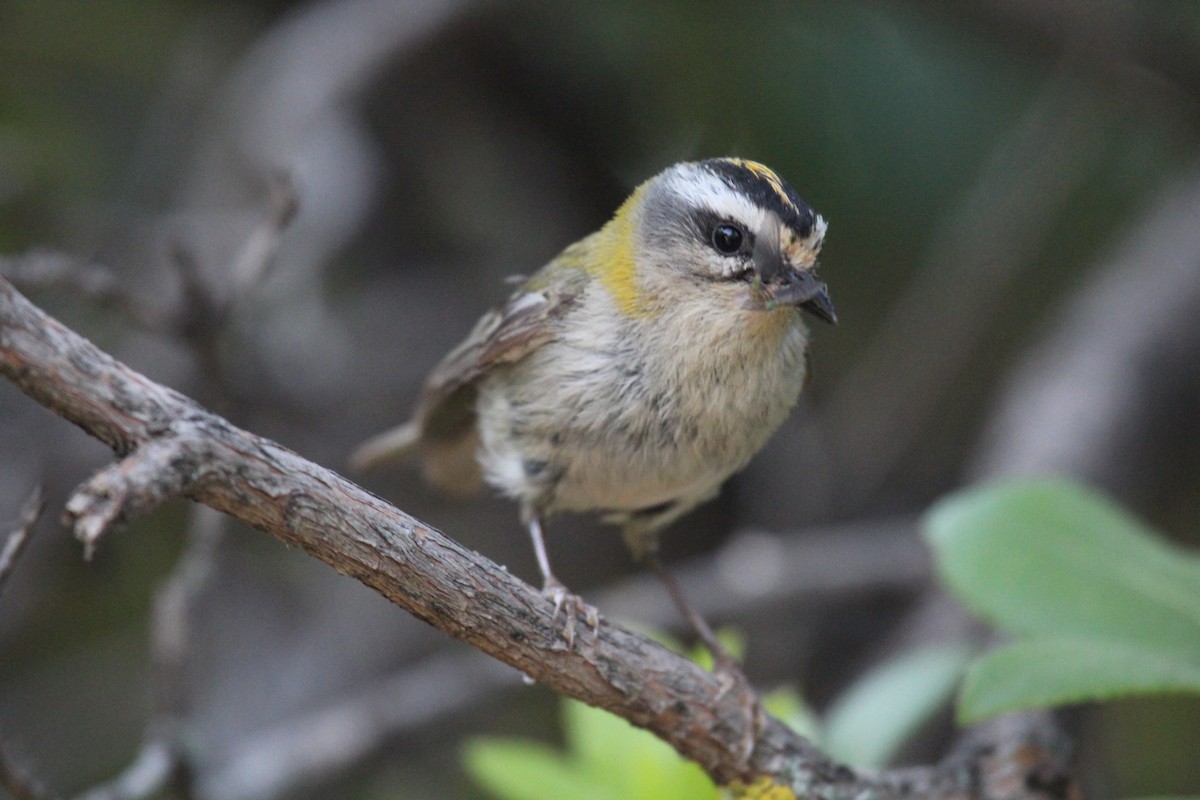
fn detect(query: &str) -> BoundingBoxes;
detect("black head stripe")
[699,158,816,239]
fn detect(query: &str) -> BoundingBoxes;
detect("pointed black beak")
[799,284,837,324]
[769,267,837,324]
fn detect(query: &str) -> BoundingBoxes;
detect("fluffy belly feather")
[475,300,810,517]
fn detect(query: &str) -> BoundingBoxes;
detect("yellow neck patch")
[585,183,655,318]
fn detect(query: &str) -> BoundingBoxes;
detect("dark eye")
[710,223,744,255]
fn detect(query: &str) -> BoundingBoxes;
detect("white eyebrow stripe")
[662,168,767,230]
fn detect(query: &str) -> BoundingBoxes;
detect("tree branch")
[0,274,1076,797]
[0,485,44,596]
[0,487,57,800]
[203,520,930,800]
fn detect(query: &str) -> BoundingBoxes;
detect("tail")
[350,420,485,498]
[348,420,422,472]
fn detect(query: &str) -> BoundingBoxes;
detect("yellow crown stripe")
[726,158,799,214]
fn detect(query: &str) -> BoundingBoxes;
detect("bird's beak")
[746,215,836,322]
[766,266,837,324]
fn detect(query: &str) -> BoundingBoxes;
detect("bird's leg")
[647,554,764,764]
[623,523,745,672]
[527,514,600,648]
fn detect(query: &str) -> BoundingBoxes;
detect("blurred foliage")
[465,634,968,799]
[821,643,970,767]
[0,1,195,243]
[464,698,719,800]
[926,479,1200,723]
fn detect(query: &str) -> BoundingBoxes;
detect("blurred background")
[2,1,1199,797]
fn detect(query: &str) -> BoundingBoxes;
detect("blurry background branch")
[970,165,1200,490]
[821,61,1106,501]
[0,487,43,599]
[0,489,51,799]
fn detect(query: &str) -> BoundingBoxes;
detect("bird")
[352,157,835,678]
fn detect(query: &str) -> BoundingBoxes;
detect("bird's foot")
[543,576,600,650]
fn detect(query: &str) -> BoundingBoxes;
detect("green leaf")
[565,699,638,774]
[467,702,718,800]
[562,701,718,800]
[924,479,1200,661]
[958,637,1200,722]
[925,479,1200,719]
[823,644,972,766]
[463,739,616,800]
[466,623,727,800]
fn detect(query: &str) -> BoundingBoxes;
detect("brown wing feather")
[349,274,584,494]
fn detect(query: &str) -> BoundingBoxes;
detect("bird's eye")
[710,223,744,255]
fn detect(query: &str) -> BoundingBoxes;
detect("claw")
[543,580,574,648]
[542,577,600,650]
[527,515,600,650]
[544,578,600,647]
[583,603,600,636]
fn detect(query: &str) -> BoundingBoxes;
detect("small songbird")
[352,158,835,676]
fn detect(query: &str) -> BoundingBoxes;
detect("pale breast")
[475,287,811,515]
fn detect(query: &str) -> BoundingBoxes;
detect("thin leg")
[647,556,738,671]
[648,554,762,763]
[526,515,600,648]
[528,515,555,587]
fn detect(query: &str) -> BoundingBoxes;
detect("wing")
[349,270,585,492]
[420,282,581,426]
